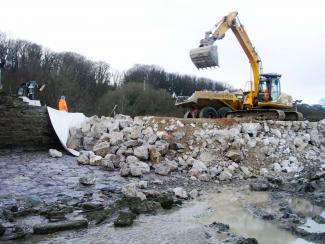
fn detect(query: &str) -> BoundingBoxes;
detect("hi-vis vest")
[58,99,68,112]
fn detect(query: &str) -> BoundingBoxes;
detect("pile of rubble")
[67,115,325,183]
[1,115,324,241]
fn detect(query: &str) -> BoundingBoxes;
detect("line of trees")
[0,33,113,114]
[0,33,229,117]
[97,82,184,117]
[2,32,324,120]
[123,64,231,96]
[297,104,325,122]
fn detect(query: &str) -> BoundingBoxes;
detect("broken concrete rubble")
[114,211,136,227]
[155,164,171,176]
[108,132,124,146]
[89,154,102,166]
[33,220,88,234]
[154,140,169,155]
[79,176,96,186]
[189,160,207,176]
[66,115,325,187]
[101,159,115,171]
[77,152,90,165]
[173,187,188,199]
[49,149,63,158]
[189,189,199,199]
[93,141,110,157]
[249,179,269,191]
[225,149,242,163]
[2,115,325,243]
[122,183,146,200]
[219,170,233,181]
[129,161,150,176]
[241,123,262,137]
[133,145,149,160]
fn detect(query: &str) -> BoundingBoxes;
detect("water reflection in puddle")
[196,190,307,244]
[289,197,324,217]
[288,196,325,235]
[299,211,325,234]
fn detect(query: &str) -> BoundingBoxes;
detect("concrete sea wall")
[0,95,60,151]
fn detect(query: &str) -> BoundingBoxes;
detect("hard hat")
[61,95,65,99]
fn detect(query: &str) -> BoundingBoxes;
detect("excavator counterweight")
[190,45,219,69]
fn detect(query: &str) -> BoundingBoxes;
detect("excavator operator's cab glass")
[270,77,281,102]
[258,74,281,102]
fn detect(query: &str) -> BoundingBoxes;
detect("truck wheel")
[199,107,218,118]
[184,110,193,118]
[217,107,232,118]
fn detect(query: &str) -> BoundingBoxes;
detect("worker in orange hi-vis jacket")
[58,95,68,112]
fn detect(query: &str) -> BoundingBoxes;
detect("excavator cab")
[258,73,281,102]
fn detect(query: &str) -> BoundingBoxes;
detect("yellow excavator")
[176,11,303,121]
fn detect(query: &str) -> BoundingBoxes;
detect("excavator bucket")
[190,45,219,69]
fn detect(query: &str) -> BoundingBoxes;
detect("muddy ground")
[0,151,324,243]
[1,115,325,243]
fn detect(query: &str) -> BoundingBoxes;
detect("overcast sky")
[1,0,324,104]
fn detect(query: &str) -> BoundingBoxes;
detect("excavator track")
[284,111,304,121]
[226,109,286,121]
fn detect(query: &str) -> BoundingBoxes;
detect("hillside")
[1,32,325,121]
[298,104,325,121]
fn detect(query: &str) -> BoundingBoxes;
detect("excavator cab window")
[258,75,281,102]
[270,77,281,102]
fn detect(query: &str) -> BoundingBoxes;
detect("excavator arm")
[190,11,263,106]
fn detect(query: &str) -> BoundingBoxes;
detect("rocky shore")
[0,115,324,243]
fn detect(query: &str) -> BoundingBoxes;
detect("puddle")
[292,239,314,244]
[288,197,324,217]
[298,211,325,234]
[196,190,305,244]
[287,196,325,234]
[26,189,320,244]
